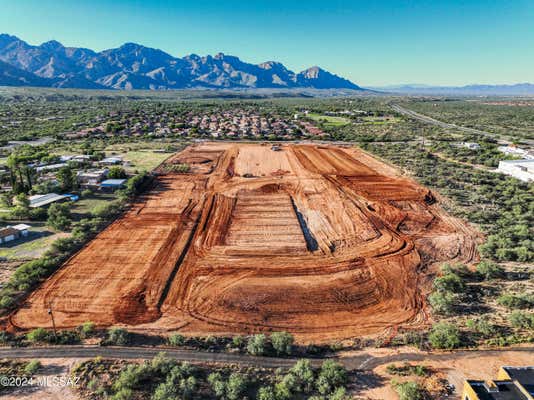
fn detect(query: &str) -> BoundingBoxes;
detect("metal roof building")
[29,193,69,208]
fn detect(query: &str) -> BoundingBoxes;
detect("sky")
[0,0,533,86]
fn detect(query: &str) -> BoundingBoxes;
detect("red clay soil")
[9,143,480,343]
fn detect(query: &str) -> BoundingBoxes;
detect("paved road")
[0,345,532,371]
[391,103,534,146]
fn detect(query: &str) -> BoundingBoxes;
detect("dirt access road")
[0,345,531,371]
[9,143,480,342]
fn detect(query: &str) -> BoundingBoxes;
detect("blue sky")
[1,0,533,86]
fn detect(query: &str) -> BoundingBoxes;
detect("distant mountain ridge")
[370,83,534,95]
[0,34,362,90]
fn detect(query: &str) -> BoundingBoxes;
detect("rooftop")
[0,227,18,238]
[100,179,127,186]
[29,193,69,208]
[468,380,528,400]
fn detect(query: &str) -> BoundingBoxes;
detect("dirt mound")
[10,143,479,343]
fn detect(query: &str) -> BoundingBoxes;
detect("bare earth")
[9,143,479,343]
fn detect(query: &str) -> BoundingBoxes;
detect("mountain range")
[0,34,361,90]
[370,83,534,96]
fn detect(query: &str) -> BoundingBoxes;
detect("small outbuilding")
[100,179,127,191]
[0,224,31,244]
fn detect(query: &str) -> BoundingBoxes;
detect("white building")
[0,224,30,244]
[497,159,534,182]
[498,145,534,159]
[459,142,481,150]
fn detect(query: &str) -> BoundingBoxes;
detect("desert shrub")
[108,166,128,179]
[226,373,247,400]
[24,360,41,375]
[386,363,429,377]
[316,360,347,395]
[91,200,124,219]
[168,333,185,346]
[79,321,96,338]
[152,364,197,400]
[231,335,244,348]
[47,203,72,231]
[0,296,15,309]
[509,311,534,330]
[257,385,276,400]
[270,331,294,355]
[27,328,50,343]
[466,316,496,336]
[290,359,315,393]
[247,334,267,356]
[428,322,461,349]
[394,381,426,400]
[208,372,227,398]
[124,171,153,196]
[429,291,456,316]
[433,272,465,293]
[497,293,533,310]
[0,331,12,344]
[106,328,129,346]
[111,387,133,400]
[55,330,81,344]
[476,260,504,280]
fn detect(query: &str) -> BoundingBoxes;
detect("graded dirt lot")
[10,143,479,342]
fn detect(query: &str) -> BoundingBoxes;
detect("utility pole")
[47,301,58,342]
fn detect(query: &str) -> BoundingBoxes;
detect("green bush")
[79,321,96,338]
[208,372,226,398]
[47,203,72,231]
[433,272,465,293]
[0,295,15,309]
[428,291,456,315]
[24,360,41,375]
[168,333,185,346]
[509,311,534,330]
[476,261,504,280]
[290,359,315,393]
[247,333,267,356]
[497,293,533,310]
[91,200,124,219]
[108,166,128,179]
[394,381,425,400]
[231,335,244,348]
[226,373,247,400]
[270,331,294,355]
[428,322,461,349]
[27,327,50,343]
[386,363,429,377]
[257,386,276,400]
[106,328,129,346]
[316,360,347,395]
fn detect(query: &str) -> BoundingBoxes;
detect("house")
[100,179,126,191]
[463,366,534,399]
[77,169,109,189]
[60,155,91,163]
[497,159,534,182]
[35,163,67,173]
[29,193,69,208]
[0,224,31,244]
[100,156,123,165]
